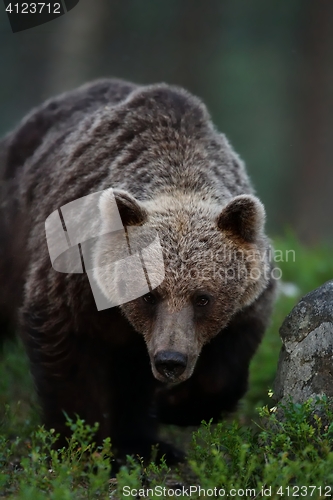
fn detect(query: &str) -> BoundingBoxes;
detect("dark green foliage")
[2,398,333,498]
[187,397,333,498]
[1,415,112,499]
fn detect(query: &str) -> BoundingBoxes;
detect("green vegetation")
[1,234,333,498]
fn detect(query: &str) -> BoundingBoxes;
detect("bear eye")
[142,293,157,305]
[195,295,210,307]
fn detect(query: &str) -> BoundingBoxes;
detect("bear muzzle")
[154,350,188,382]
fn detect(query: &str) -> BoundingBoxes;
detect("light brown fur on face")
[94,188,271,383]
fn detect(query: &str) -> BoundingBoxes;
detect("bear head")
[93,188,271,384]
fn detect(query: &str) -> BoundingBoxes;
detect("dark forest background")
[0,0,332,242]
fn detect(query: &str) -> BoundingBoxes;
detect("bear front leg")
[107,338,184,466]
[21,306,112,448]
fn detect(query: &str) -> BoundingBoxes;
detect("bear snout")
[154,350,188,382]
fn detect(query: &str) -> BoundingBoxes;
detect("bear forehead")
[145,214,249,296]
[151,211,219,251]
[148,208,233,258]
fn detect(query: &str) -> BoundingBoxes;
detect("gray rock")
[274,280,333,405]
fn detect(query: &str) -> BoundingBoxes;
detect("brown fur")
[0,79,276,467]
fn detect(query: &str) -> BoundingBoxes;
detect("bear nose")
[154,350,188,380]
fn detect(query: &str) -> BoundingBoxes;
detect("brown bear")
[0,78,276,466]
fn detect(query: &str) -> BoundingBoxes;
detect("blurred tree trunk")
[172,0,224,101]
[44,0,110,97]
[293,0,333,243]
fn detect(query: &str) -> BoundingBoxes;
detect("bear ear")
[99,188,148,227]
[216,195,265,243]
